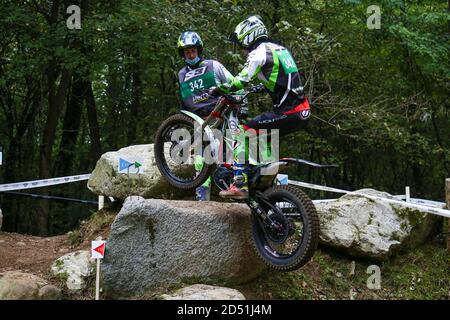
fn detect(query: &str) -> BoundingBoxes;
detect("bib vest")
[179,60,219,115]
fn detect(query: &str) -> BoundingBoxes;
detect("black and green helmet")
[177,31,204,56]
[230,15,268,49]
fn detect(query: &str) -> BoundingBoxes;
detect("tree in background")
[0,0,448,235]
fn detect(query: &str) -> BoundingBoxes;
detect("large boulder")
[315,189,440,260]
[51,250,95,290]
[87,144,192,200]
[0,271,61,300]
[161,284,246,300]
[102,197,266,298]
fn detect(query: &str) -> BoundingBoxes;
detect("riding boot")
[219,163,248,200]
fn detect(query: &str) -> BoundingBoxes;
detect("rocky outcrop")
[315,189,440,260]
[51,250,95,290]
[0,271,61,300]
[161,284,246,300]
[101,197,266,298]
[88,143,441,292]
[87,144,192,200]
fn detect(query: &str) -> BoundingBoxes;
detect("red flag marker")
[93,243,105,257]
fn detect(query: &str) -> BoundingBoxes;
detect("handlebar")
[199,83,266,131]
[204,83,265,101]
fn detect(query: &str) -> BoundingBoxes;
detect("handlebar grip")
[207,87,221,97]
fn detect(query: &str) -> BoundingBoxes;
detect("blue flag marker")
[119,158,132,172]
[118,157,145,174]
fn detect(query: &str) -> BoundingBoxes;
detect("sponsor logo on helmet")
[178,31,203,49]
[243,27,267,46]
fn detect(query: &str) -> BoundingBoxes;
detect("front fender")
[180,110,220,161]
[180,110,205,126]
[180,110,216,142]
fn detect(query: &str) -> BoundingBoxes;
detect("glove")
[208,87,222,97]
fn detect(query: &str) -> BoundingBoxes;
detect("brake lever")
[252,83,265,93]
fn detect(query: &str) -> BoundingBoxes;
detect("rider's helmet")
[177,31,204,57]
[229,15,268,49]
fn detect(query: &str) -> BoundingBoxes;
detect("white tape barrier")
[312,199,336,204]
[289,180,450,219]
[0,174,91,192]
[393,195,446,208]
[313,198,446,209]
[408,198,446,209]
[1,172,447,217]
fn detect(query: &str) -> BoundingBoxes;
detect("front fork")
[247,190,291,234]
[247,193,276,227]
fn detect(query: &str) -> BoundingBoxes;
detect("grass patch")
[232,240,449,300]
[67,205,120,246]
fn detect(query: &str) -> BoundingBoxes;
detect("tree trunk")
[54,74,83,176]
[1,73,40,233]
[38,67,71,236]
[84,79,102,168]
[446,179,450,253]
[127,51,143,145]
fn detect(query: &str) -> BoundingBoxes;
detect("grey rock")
[102,197,266,298]
[51,250,95,290]
[315,188,440,260]
[0,271,61,300]
[87,144,191,200]
[162,284,245,300]
[38,285,62,300]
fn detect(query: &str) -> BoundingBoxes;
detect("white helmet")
[230,15,268,49]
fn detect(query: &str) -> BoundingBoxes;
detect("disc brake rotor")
[264,211,290,244]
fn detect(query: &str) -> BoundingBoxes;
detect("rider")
[216,15,311,200]
[177,31,235,201]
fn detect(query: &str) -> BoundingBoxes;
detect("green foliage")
[0,0,449,235]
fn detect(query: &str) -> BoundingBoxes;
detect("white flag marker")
[91,239,106,300]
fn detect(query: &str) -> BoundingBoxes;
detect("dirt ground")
[0,206,117,285]
[0,231,87,279]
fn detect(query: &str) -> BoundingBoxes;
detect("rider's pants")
[231,99,311,189]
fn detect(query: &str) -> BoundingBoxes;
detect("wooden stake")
[446,179,450,253]
[349,261,356,276]
[98,195,104,211]
[96,258,101,300]
[94,235,103,300]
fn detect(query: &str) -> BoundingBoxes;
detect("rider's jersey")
[178,59,233,116]
[220,42,305,113]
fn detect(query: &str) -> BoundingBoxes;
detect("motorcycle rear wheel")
[154,113,214,189]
